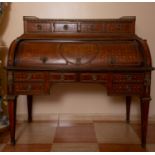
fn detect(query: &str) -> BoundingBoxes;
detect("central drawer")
[80,73,107,83]
[53,22,78,32]
[49,73,77,82]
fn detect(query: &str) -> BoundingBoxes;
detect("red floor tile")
[2,144,52,152]
[99,144,146,152]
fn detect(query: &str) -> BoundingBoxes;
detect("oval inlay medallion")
[59,43,98,65]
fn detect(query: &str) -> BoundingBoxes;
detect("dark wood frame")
[6,16,154,148]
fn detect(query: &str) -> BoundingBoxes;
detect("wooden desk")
[6,16,154,147]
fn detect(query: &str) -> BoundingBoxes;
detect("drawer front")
[80,22,133,33]
[80,73,107,83]
[54,23,78,32]
[26,22,51,32]
[13,83,44,94]
[109,84,143,95]
[50,73,77,82]
[81,23,104,33]
[14,72,45,82]
[112,73,144,83]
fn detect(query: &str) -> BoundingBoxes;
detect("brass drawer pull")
[27,74,32,80]
[61,74,64,81]
[40,57,48,64]
[37,24,42,30]
[126,85,131,92]
[27,85,32,91]
[126,75,132,80]
[92,75,97,81]
[63,24,68,30]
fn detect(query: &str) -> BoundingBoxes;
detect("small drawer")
[54,23,78,32]
[50,73,77,82]
[80,73,107,82]
[109,84,143,95]
[14,83,44,94]
[14,72,45,81]
[26,22,51,32]
[80,23,104,33]
[112,73,144,83]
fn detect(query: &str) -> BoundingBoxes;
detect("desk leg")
[27,95,33,123]
[140,97,150,148]
[8,96,17,145]
[126,96,131,123]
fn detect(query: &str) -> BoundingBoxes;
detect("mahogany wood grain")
[6,16,154,147]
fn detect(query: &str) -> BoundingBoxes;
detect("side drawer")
[112,73,144,83]
[80,73,107,83]
[14,72,45,82]
[53,23,78,32]
[13,83,44,95]
[50,73,77,82]
[26,21,51,33]
[108,84,143,95]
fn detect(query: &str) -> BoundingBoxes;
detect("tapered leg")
[27,95,33,123]
[8,96,17,145]
[140,97,150,148]
[126,96,131,123]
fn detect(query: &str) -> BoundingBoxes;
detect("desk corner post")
[7,95,17,145]
[140,96,151,148]
[126,96,131,123]
[27,95,33,123]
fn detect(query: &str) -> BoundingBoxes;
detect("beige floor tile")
[16,122,57,144]
[2,144,52,152]
[51,143,99,152]
[0,144,6,152]
[54,125,97,143]
[59,114,93,124]
[58,120,93,127]
[94,122,140,144]
[146,144,155,152]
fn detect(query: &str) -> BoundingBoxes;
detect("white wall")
[1,3,155,121]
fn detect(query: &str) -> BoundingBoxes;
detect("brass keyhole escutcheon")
[37,24,42,30]
[40,57,48,64]
[63,24,68,30]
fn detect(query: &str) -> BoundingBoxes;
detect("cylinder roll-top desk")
[6,16,154,147]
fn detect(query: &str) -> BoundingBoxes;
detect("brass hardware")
[27,74,32,80]
[116,24,121,30]
[126,85,131,92]
[40,57,48,64]
[126,75,132,80]
[92,74,97,80]
[61,74,64,81]
[144,74,151,86]
[37,24,42,30]
[63,24,68,30]
[76,58,81,64]
[144,74,151,93]
[27,85,32,91]
[110,57,116,65]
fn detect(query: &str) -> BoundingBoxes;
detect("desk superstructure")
[7,16,154,147]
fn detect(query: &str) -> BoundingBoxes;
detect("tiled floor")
[0,120,155,152]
